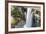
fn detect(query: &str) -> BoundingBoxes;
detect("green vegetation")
[11,16,17,24]
[11,6,22,17]
[11,6,23,25]
[32,9,41,27]
[11,6,18,24]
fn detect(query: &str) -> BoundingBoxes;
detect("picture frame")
[5,0,45,34]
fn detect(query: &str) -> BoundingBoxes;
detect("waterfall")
[24,7,32,28]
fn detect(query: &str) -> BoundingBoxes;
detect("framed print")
[5,0,45,34]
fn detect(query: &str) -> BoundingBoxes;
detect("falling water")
[24,8,32,28]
